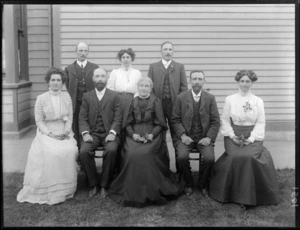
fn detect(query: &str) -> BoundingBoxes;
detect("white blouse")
[107,66,142,94]
[220,89,266,143]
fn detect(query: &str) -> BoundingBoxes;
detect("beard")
[192,85,202,93]
[95,82,106,91]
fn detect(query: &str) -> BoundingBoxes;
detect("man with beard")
[78,68,122,198]
[148,41,187,168]
[65,42,98,149]
[171,70,220,197]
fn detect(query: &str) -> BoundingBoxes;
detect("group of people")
[17,41,280,210]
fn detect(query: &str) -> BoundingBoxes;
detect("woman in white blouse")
[107,48,142,128]
[17,67,78,205]
[209,70,279,210]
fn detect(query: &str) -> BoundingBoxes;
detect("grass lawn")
[3,169,295,227]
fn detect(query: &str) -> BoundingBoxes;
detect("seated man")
[79,68,122,198]
[171,70,220,197]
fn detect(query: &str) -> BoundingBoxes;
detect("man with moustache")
[171,70,220,197]
[78,68,122,198]
[65,42,98,149]
[148,41,188,168]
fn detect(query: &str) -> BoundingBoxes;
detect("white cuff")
[82,131,89,137]
[109,130,116,135]
[248,136,255,143]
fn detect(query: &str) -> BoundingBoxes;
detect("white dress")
[17,90,78,205]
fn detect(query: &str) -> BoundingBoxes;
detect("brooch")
[243,101,252,112]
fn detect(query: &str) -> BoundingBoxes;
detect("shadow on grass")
[3,169,295,227]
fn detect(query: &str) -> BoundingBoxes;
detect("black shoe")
[184,187,193,196]
[200,188,209,198]
[88,186,98,198]
[240,204,252,210]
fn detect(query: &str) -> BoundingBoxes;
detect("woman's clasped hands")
[132,133,153,143]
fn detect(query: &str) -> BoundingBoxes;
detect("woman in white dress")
[209,70,279,210]
[17,67,78,205]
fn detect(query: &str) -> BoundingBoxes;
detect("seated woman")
[209,70,280,210]
[17,67,78,205]
[108,77,182,207]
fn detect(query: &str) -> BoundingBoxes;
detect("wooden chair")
[94,145,104,158]
[177,148,202,183]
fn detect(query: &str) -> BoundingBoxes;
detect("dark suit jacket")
[148,60,187,104]
[171,90,220,143]
[78,88,122,136]
[65,61,98,112]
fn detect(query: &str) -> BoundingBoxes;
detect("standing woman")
[107,48,142,128]
[17,67,78,205]
[209,70,279,209]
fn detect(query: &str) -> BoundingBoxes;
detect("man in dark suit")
[148,41,188,168]
[79,68,122,198]
[172,70,220,197]
[65,42,98,148]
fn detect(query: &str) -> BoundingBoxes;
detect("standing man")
[171,70,220,197]
[65,42,98,148]
[148,41,188,168]
[79,68,122,198]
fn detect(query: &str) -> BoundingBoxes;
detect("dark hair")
[190,70,205,78]
[117,48,135,61]
[235,70,258,82]
[45,67,66,84]
[161,41,174,50]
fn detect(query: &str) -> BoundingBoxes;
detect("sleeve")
[110,93,123,134]
[78,94,91,135]
[150,98,167,138]
[65,67,70,91]
[179,64,188,93]
[64,94,73,133]
[220,96,235,138]
[171,96,186,138]
[147,64,153,80]
[126,125,135,138]
[205,95,220,142]
[124,102,135,137]
[248,98,265,142]
[134,70,142,93]
[34,95,51,135]
[107,70,117,91]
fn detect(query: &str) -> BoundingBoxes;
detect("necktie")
[81,64,84,69]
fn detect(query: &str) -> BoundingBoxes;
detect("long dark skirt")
[209,125,280,206]
[108,123,182,207]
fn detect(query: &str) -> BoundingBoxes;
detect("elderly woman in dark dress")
[209,70,280,210]
[108,77,182,207]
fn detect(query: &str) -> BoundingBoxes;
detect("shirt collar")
[192,90,202,98]
[162,59,172,67]
[121,65,132,71]
[77,59,88,68]
[238,88,251,97]
[95,87,106,96]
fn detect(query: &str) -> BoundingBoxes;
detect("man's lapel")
[100,89,110,111]
[186,91,194,115]
[84,61,92,78]
[68,61,77,76]
[90,89,99,109]
[199,91,206,117]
